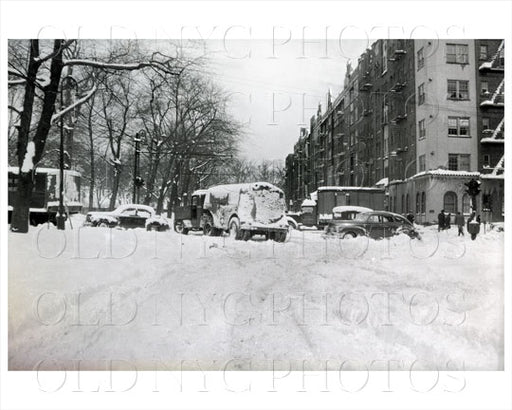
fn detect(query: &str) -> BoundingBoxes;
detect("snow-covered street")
[8,217,504,371]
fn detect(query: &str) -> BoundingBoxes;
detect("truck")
[287,186,386,229]
[8,166,82,225]
[173,182,289,242]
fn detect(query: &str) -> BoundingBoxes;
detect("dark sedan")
[325,211,420,240]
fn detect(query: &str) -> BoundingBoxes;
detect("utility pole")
[133,130,145,203]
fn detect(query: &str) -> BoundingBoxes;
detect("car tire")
[276,232,287,242]
[174,220,189,235]
[229,217,242,240]
[342,231,357,239]
[98,221,110,228]
[203,221,214,236]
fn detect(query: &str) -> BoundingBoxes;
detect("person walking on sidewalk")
[455,211,465,236]
[438,210,445,232]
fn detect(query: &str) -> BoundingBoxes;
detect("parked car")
[325,211,420,240]
[83,204,170,231]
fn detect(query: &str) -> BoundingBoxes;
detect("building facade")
[285,39,504,221]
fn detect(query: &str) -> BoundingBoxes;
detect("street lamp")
[133,130,146,204]
[57,75,78,230]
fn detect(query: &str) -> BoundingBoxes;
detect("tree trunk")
[10,41,40,233]
[156,159,175,214]
[12,40,66,233]
[11,173,33,232]
[87,103,95,209]
[143,152,161,206]
[109,166,121,210]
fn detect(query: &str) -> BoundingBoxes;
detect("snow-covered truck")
[8,166,82,225]
[173,182,289,241]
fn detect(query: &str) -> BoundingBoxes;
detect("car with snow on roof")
[325,210,420,240]
[173,182,289,242]
[83,204,170,231]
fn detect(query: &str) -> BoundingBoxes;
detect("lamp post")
[133,130,146,204]
[56,75,78,230]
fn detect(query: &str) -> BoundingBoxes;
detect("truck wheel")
[203,221,214,236]
[174,220,189,235]
[229,218,242,240]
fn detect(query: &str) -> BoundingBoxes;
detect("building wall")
[414,39,479,172]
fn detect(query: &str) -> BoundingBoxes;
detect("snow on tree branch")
[51,84,98,125]
[63,59,180,75]
[8,79,26,86]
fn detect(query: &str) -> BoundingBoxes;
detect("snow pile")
[145,216,170,228]
[8,217,504,371]
[87,214,118,224]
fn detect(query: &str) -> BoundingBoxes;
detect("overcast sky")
[198,39,369,162]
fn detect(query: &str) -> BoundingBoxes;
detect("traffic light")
[135,176,145,187]
[464,178,481,196]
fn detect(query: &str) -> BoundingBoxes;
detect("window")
[483,154,491,167]
[443,191,458,213]
[446,43,469,64]
[418,83,425,105]
[482,118,490,130]
[479,45,488,60]
[462,194,471,214]
[418,119,426,139]
[368,214,380,223]
[137,210,151,218]
[448,153,471,171]
[448,117,470,137]
[406,194,410,213]
[421,192,426,213]
[481,81,489,94]
[418,154,426,171]
[417,47,424,69]
[459,154,470,171]
[401,195,405,213]
[447,80,469,100]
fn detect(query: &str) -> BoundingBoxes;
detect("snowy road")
[8,218,504,370]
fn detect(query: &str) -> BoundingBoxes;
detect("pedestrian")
[455,211,465,236]
[438,209,445,232]
[445,212,451,229]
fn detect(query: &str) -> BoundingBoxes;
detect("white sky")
[198,39,369,161]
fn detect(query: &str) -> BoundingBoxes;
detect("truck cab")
[173,190,207,234]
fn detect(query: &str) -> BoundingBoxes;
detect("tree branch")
[51,84,98,125]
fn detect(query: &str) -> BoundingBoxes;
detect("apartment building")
[285,39,504,221]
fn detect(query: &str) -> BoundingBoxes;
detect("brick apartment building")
[285,39,504,222]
